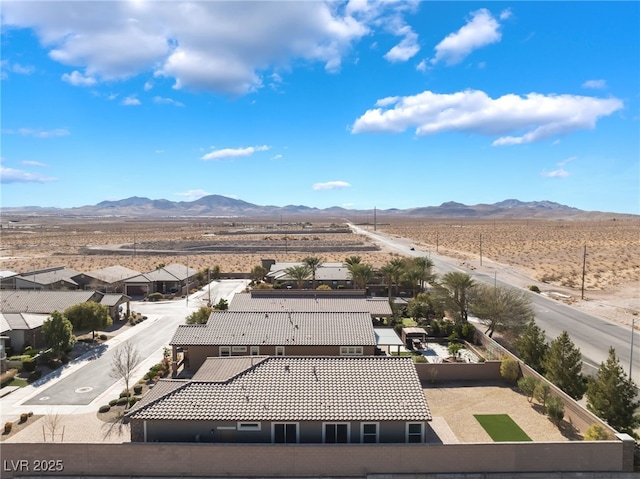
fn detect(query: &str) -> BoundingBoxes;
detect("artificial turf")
[473,414,532,442]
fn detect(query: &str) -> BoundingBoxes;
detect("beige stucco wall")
[0,440,633,478]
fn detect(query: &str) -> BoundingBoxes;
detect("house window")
[237,422,261,431]
[250,346,260,356]
[340,346,363,356]
[361,423,378,443]
[220,346,231,357]
[232,346,247,353]
[324,423,349,443]
[406,422,424,443]
[275,346,285,356]
[273,423,298,443]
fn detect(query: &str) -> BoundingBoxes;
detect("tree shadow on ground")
[100,408,130,441]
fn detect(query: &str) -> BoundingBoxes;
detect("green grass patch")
[474,414,532,442]
[5,377,28,388]
[402,318,418,326]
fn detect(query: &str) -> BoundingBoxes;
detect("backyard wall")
[0,440,634,478]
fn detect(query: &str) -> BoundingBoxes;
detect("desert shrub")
[0,369,17,386]
[460,322,476,342]
[413,354,428,363]
[27,371,41,383]
[583,423,613,441]
[109,399,118,407]
[142,316,147,320]
[128,397,140,407]
[28,411,33,417]
[133,384,143,395]
[19,413,28,423]
[116,397,129,406]
[533,382,551,406]
[99,334,108,340]
[98,405,111,413]
[316,284,332,290]
[4,422,13,434]
[529,285,541,293]
[517,376,539,402]
[22,357,36,372]
[147,292,163,302]
[547,396,565,426]
[500,358,520,385]
[119,390,131,398]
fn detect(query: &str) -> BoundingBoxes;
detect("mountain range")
[2,195,631,220]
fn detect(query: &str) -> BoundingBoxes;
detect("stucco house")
[123,263,198,298]
[170,311,377,375]
[13,266,81,290]
[229,290,393,321]
[71,265,141,294]
[127,355,431,444]
[265,262,353,289]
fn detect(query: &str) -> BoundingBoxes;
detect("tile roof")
[0,290,102,314]
[162,263,198,280]
[229,293,392,316]
[76,266,141,284]
[100,294,129,307]
[266,262,351,281]
[0,312,49,331]
[127,356,431,422]
[192,356,269,382]
[170,311,376,347]
[18,267,81,286]
[123,263,198,283]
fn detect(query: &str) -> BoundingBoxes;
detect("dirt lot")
[1,215,638,327]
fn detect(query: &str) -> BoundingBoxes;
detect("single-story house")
[127,355,432,444]
[170,311,377,374]
[0,312,48,353]
[100,293,132,321]
[265,262,353,289]
[71,265,141,294]
[14,266,81,290]
[229,291,392,321]
[123,263,198,298]
[0,270,19,290]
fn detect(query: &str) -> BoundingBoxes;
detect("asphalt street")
[349,223,640,385]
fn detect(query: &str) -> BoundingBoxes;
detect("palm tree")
[348,262,374,290]
[344,256,361,267]
[437,271,475,324]
[381,258,404,299]
[302,256,323,289]
[411,257,435,292]
[284,265,311,289]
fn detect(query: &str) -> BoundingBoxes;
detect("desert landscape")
[1,215,638,328]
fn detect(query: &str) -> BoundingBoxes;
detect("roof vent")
[284,365,290,372]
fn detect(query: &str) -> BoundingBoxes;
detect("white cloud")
[61,70,97,86]
[416,59,427,72]
[11,63,35,75]
[121,96,141,106]
[0,1,418,96]
[175,189,211,201]
[384,27,420,63]
[431,9,503,66]
[583,79,607,89]
[153,96,184,107]
[0,166,57,183]
[352,89,623,145]
[200,145,270,161]
[541,168,569,178]
[312,180,351,191]
[144,81,154,91]
[271,154,283,160]
[2,128,70,138]
[22,160,48,167]
[499,9,512,21]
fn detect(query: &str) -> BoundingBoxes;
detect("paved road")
[349,223,640,384]
[3,280,248,415]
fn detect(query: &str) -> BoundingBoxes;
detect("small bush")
[23,346,38,357]
[4,422,13,434]
[133,384,143,395]
[547,396,565,426]
[500,358,520,385]
[28,411,33,417]
[19,413,28,423]
[147,292,163,302]
[119,390,131,398]
[116,397,129,406]
[27,371,41,383]
[584,423,612,441]
[128,397,140,407]
[517,376,539,402]
[533,382,551,406]
[529,285,541,293]
[99,334,108,341]
[109,399,118,407]
[98,405,111,413]
[22,357,36,372]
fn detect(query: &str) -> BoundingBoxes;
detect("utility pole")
[479,234,483,267]
[630,314,636,379]
[186,256,189,307]
[374,206,377,232]
[581,244,587,300]
[436,231,439,254]
[208,268,211,305]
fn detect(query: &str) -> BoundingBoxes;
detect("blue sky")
[1,1,638,214]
